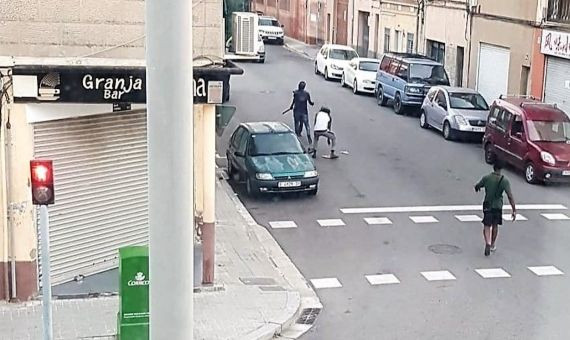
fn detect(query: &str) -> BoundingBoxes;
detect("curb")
[218,174,322,340]
[284,43,313,60]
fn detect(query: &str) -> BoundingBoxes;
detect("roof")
[383,53,440,65]
[242,122,293,134]
[499,98,570,121]
[437,86,480,94]
[323,44,357,51]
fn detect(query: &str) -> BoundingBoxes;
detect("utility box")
[117,246,150,340]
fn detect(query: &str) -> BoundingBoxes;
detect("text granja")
[82,74,144,100]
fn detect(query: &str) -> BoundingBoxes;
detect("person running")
[287,81,314,144]
[474,161,516,256]
[311,106,338,159]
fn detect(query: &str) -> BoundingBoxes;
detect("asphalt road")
[217,45,570,340]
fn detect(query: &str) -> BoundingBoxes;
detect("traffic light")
[30,160,55,205]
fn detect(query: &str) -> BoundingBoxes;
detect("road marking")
[409,216,439,224]
[475,268,511,279]
[317,219,345,227]
[364,217,393,225]
[528,266,564,276]
[502,213,528,221]
[421,270,456,281]
[310,278,342,289]
[340,204,567,214]
[455,215,482,222]
[365,274,400,285]
[541,213,570,220]
[215,153,227,159]
[269,221,298,229]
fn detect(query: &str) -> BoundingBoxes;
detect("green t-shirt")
[475,173,511,210]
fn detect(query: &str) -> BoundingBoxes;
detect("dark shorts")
[482,209,503,226]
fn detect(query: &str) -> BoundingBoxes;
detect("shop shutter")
[34,110,148,285]
[477,43,510,104]
[544,56,570,116]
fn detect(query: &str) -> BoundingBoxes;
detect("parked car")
[315,44,359,81]
[341,58,380,95]
[483,97,570,184]
[258,16,284,45]
[226,122,319,196]
[419,86,490,141]
[375,53,450,115]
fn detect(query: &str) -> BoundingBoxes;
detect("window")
[427,40,445,64]
[395,30,402,52]
[231,127,245,148]
[511,115,524,137]
[407,33,414,53]
[527,121,570,142]
[547,0,570,23]
[448,92,489,110]
[388,59,401,75]
[359,61,379,72]
[236,129,249,155]
[384,28,391,53]
[426,88,438,101]
[380,56,392,72]
[495,109,512,131]
[259,18,280,26]
[409,64,450,85]
[248,133,304,156]
[396,62,409,81]
[436,91,447,108]
[329,49,358,60]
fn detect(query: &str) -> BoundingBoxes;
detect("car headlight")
[255,173,274,180]
[304,170,318,178]
[405,86,422,94]
[330,64,342,70]
[363,79,374,84]
[540,151,556,166]
[455,115,468,126]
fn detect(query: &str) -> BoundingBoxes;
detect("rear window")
[248,133,304,156]
[329,49,358,60]
[449,92,489,110]
[359,61,379,72]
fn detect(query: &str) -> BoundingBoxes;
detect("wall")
[193,0,224,58]
[479,0,540,22]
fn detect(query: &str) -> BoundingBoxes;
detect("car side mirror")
[281,24,284,28]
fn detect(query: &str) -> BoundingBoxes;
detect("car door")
[423,87,438,124]
[348,60,357,85]
[377,56,392,94]
[233,129,251,177]
[384,59,401,99]
[491,108,513,164]
[505,113,526,169]
[432,89,449,130]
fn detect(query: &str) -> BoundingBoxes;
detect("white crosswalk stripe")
[502,213,528,221]
[317,219,345,227]
[365,274,400,285]
[475,268,511,279]
[364,217,393,225]
[455,215,482,222]
[528,266,564,276]
[410,216,439,224]
[541,213,570,220]
[269,221,298,229]
[421,270,456,281]
[310,278,342,289]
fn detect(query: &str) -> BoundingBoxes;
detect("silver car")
[419,86,490,141]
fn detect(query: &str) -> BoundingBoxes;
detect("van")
[375,53,450,115]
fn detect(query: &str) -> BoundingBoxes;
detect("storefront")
[541,29,570,115]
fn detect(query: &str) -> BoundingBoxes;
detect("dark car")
[375,53,450,115]
[483,97,570,184]
[226,122,319,196]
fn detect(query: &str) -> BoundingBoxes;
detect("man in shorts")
[474,161,517,256]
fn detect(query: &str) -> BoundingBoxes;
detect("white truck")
[225,12,265,63]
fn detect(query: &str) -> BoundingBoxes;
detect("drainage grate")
[239,277,277,285]
[428,244,462,255]
[296,308,321,325]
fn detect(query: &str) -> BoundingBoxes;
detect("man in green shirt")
[475,162,517,256]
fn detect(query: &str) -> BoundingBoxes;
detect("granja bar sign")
[12,65,231,104]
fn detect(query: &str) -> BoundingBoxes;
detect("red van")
[483,97,570,184]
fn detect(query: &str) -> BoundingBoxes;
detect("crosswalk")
[310,265,566,290]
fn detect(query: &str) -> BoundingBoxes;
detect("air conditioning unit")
[233,12,258,55]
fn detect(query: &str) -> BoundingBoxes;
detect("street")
[217,45,570,340]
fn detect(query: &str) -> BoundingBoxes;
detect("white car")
[340,58,380,94]
[258,16,284,45]
[314,44,359,81]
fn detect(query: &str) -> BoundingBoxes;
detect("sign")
[541,29,570,60]
[113,103,132,112]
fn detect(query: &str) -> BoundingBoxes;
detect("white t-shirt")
[314,111,331,132]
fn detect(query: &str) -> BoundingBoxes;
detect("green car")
[226,122,319,196]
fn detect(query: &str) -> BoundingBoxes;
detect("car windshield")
[409,64,450,85]
[259,19,279,27]
[329,49,358,60]
[249,133,304,156]
[359,61,379,72]
[449,92,489,110]
[527,120,570,142]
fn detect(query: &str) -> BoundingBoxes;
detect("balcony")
[547,0,570,23]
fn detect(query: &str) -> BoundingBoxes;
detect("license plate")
[471,127,485,133]
[268,36,277,40]
[563,171,570,176]
[278,181,301,188]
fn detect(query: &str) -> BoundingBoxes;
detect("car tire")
[324,67,329,81]
[419,110,429,129]
[394,93,404,115]
[525,162,540,185]
[309,186,318,196]
[443,121,456,141]
[246,177,259,197]
[341,74,346,87]
[376,86,387,106]
[314,63,319,75]
[484,143,496,165]
[353,80,358,94]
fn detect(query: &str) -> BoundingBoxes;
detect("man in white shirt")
[311,106,338,159]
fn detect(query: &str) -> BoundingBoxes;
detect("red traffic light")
[30,160,55,205]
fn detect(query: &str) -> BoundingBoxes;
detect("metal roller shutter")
[477,43,510,104]
[544,56,570,116]
[34,110,148,285]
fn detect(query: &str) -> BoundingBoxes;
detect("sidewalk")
[0,172,321,340]
[284,36,321,60]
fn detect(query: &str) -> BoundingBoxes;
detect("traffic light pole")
[146,0,193,338]
[39,205,53,340]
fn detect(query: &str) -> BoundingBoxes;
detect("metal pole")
[202,105,216,284]
[39,205,53,340]
[146,0,193,338]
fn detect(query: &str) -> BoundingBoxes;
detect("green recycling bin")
[117,246,149,340]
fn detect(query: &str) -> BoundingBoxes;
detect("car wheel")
[246,177,259,197]
[324,67,329,80]
[376,86,387,106]
[341,74,346,87]
[525,162,539,184]
[419,110,429,129]
[308,186,318,196]
[353,80,358,94]
[443,121,456,141]
[394,93,404,115]
[484,143,496,165]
